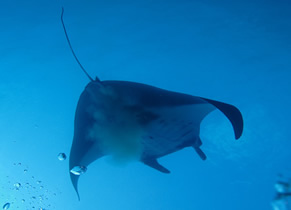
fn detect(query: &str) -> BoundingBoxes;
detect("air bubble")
[57,153,66,161]
[70,166,87,175]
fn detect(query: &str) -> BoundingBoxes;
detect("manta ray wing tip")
[70,172,81,201]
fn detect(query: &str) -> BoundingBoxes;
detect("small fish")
[3,203,10,210]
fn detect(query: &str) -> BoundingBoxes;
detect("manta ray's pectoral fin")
[143,158,170,174]
[70,172,81,200]
[202,98,243,140]
[192,137,207,160]
[69,139,104,200]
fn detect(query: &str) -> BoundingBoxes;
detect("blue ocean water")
[0,0,291,209]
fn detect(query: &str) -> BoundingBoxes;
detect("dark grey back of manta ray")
[69,79,243,200]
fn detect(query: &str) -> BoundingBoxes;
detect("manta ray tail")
[61,7,100,83]
[202,98,243,139]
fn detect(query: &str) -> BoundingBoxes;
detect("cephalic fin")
[192,137,207,160]
[193,146,207,160]
[143,159,170,173]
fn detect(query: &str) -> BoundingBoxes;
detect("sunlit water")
[0,0,290,209]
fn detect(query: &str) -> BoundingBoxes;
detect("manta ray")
[60,9,243,200]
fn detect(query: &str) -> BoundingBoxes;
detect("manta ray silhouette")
[61,9,243,200]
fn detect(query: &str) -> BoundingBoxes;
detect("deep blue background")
[0,0,290,209]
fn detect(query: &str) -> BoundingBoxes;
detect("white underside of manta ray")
[60,8,244,200]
